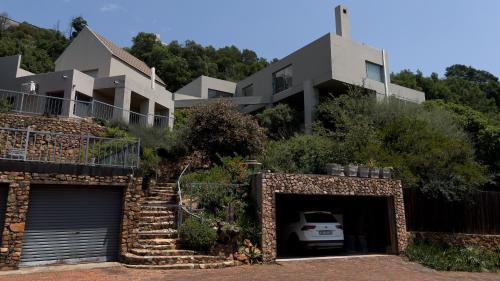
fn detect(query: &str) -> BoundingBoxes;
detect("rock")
[0,248,8,253]
[9,223,25,233]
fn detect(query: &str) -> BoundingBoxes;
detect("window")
[272,65,293,94]
[366,61,384,83]
[207,89,232,98]
[242,84,253,97]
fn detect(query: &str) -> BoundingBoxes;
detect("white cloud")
[100,3,125,12]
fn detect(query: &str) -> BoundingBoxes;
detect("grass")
[405,241,500,272]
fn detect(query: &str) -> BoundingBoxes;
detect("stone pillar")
[0,176,30,269]
[168,109,174,130]
[303,80,319,134]
[113,87,131,124]
[140,99,155,127]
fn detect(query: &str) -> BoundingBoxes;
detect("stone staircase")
[123,183,234,269]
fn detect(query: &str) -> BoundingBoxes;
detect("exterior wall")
[0,170,143,269]
[235,34,333,102]
[55,28,113,78]
[255,173,407,262]
[0,56,22,90]
[175,76,237,100]
[330,34,388,95]
[390,83,426,103]
[408,232,500,252]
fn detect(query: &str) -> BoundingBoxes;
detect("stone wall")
[0,113,105,136]
[0,170,143,269]
[255,173,407,262]
[409,231,500,252]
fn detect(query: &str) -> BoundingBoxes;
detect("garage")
[0,184,8,245]
[276,194,397,258]
[20,186,124,266]
[256,173,407,262]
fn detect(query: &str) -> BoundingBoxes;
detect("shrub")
[261,134,341,174]
[179,218,217,252]
[405,241,500,272]
[184,101,267,162]
[256,103,300,140]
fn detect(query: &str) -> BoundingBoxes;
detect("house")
[174,5,425,133]
[0,26,175,128]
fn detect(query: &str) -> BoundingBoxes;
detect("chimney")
[335,5,350,39]
[151,67,156,90]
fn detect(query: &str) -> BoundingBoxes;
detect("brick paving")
[0,256,498,281]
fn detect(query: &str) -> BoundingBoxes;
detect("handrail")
[177,163,191,207]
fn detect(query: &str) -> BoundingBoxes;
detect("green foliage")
[179,218,217,252]
[256,103,300,140]
[391,66,500,114]
[262,135,341,174]
[0,98,13,112]
[0,22,68,73]
[129,33,270,91]
[70,16,87,39]
[184,101,267,162]
[140,147,160,176]
[405,241,500,272]
[173,108,191,130]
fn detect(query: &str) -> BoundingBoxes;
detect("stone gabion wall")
[256,173,407,262]
[409,231,500,252]
[0,113,105,136]
[0,171,143,269]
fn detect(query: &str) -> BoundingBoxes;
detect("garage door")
[0,184,8,245]
[21,186,123,266]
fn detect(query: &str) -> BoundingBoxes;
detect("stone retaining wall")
[0,113,105,136]
[409,231,500,251]
[254,173,407,262]
[0,170,143,269]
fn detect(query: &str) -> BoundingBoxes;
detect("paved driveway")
[0,256,498,281]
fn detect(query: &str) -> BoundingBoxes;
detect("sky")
[2,0,500,77]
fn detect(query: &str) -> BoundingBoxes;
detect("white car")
[284,211,344,250]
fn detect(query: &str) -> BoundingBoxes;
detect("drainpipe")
[382,49,390,99]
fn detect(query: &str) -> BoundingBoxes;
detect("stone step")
[123,253,226,266]
[129,248,195,256]
[124,261,234,270]
[140,205,178,211]
[138,230,178,239]
[145,195,177,201]
[137,238,178,246]
[134,243,177,251]
[139,210,175,217]
[140,215,176,223]
[141,200,174,207]
[139,221,176,231]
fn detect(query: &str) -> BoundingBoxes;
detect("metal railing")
[0,127,140,168]
[0,89,172,128]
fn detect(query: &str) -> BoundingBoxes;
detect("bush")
[184,101,267,162]
[256,103,300,140]
[179,218,217,252]
[405,241,500,272]
[261,134,341,174]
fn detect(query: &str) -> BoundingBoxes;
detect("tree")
[0,12,9,33]
[70,16,87,39]
[184,101,267,162]
[256,103,300,140]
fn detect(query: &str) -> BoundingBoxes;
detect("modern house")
[174,5,425,133]
[0,27,175,128]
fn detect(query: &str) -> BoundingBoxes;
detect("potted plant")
[367,159,380,179]
[326,163,344,176]
[381,167,392,179]
[358,166,369,178]
[344,163,358,177]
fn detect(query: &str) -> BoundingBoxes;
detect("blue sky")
[2,0,500,77]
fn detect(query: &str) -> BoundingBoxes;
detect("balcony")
[0,89,171,128]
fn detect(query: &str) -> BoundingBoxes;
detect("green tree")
[70,16,87,39]
[256,103,300,140]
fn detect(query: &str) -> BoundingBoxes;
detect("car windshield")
[304,212,337,223]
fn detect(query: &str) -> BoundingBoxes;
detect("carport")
[253,173,407,262]
[276,194,395,257]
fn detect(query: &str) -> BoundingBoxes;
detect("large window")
[242,85,253,97]
[366,61,384,83]
[208,89,233,98]
[272,65,293,94]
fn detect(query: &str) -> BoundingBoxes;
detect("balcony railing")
[0,127,140,168]
[0,89,171,128]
